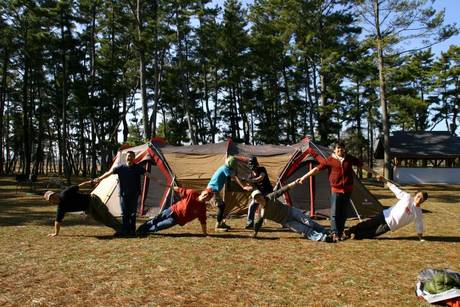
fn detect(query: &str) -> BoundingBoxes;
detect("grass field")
[0,176,459,306]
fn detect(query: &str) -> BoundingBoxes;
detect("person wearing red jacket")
[136,187,213,236]
[297,141,377,242]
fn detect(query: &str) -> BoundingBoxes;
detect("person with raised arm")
[297,141,377,242]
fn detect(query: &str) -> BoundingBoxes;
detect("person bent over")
[252,182,332,243]
[136,187,213,236]
[207,155,247,232]
[44,180,122,237]
[344,182,428,241]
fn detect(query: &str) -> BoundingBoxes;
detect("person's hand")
[419,238,426,242]
[377,175,384,181]
[243,186,253,192]
[296,178,304,185]
[48,233,58,237]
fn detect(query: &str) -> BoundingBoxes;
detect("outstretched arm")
[48,221,61,237]
[269,181,299,199]
[233,176,252,191]
[361,163,379,177]
[78,180,94,188]
[95,170,114,183]
[297,166,321,184]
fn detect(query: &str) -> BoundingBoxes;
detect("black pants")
[348,212,390,239]
[120,194,138,235]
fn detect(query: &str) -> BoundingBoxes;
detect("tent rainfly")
[91,138,383,220]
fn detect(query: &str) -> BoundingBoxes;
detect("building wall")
[394,167,460,184]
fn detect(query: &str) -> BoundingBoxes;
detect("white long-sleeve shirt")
[383,183,424,234]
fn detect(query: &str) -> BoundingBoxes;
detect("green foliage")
[1,0,459,175]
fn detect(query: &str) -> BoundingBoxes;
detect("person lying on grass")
[252,181,333,243]
[136,187,213,236]
[44,180,122,237]
[343,179,428,241]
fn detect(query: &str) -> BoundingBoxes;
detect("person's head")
[414,190,428,206]
[126,151,136,166]
[248,156,259,171]
[251,190,266,207]
[44,190,60,205]
[198,188,214,203]
[225,155,237,170]
[333,141,346,158]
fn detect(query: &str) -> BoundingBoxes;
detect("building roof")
[374,131,460,159]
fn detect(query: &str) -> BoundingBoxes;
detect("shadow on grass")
[254,227,291,233]
[90,232,279,240]
[377,236,460,243]
[210,233,279,240]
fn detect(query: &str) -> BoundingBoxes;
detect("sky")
[214,0,460,56]
[131,0,460,139]
[432,0,460,55]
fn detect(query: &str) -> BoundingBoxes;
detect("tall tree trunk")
[33,74,44,176]
[78,111,87,176]
[59,11,71,183]
[374,0,392,179]
[137,0,150,139]
[150,0,159,137]
[305,60,315,140]
[22,53,31,175]
[212,67,219,143]
[90,4,97,177]
[175,4,196,144]
[0,46,9,175]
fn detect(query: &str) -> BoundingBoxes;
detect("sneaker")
[323,234,335,243]
[245,223,254,230]
[215,222,228,232]
[113,231,129,238]
[220,222,231,229]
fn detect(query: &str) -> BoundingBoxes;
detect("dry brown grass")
[0,176,459,306]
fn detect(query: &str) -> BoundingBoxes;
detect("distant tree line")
[0,0,458,179]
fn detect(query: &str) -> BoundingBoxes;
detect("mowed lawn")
[0,177,459,306]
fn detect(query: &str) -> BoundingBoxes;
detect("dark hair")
[417,191,429,200]
[334,141,346,149]
[127,150,135,156]
[248,156,259,169]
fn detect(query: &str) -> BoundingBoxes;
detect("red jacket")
[171,188,207,226]
[307,147,362,193]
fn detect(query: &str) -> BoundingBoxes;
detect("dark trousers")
[330,191,351,236]
[212,194,225,223]
[348,212,390,239]
[137,207,177,234]
[247,201,259,225]
[120,194,139,235]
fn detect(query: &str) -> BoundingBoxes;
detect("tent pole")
[309,161,315,218]
[350,199,362,222]
[140,161,152,215]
